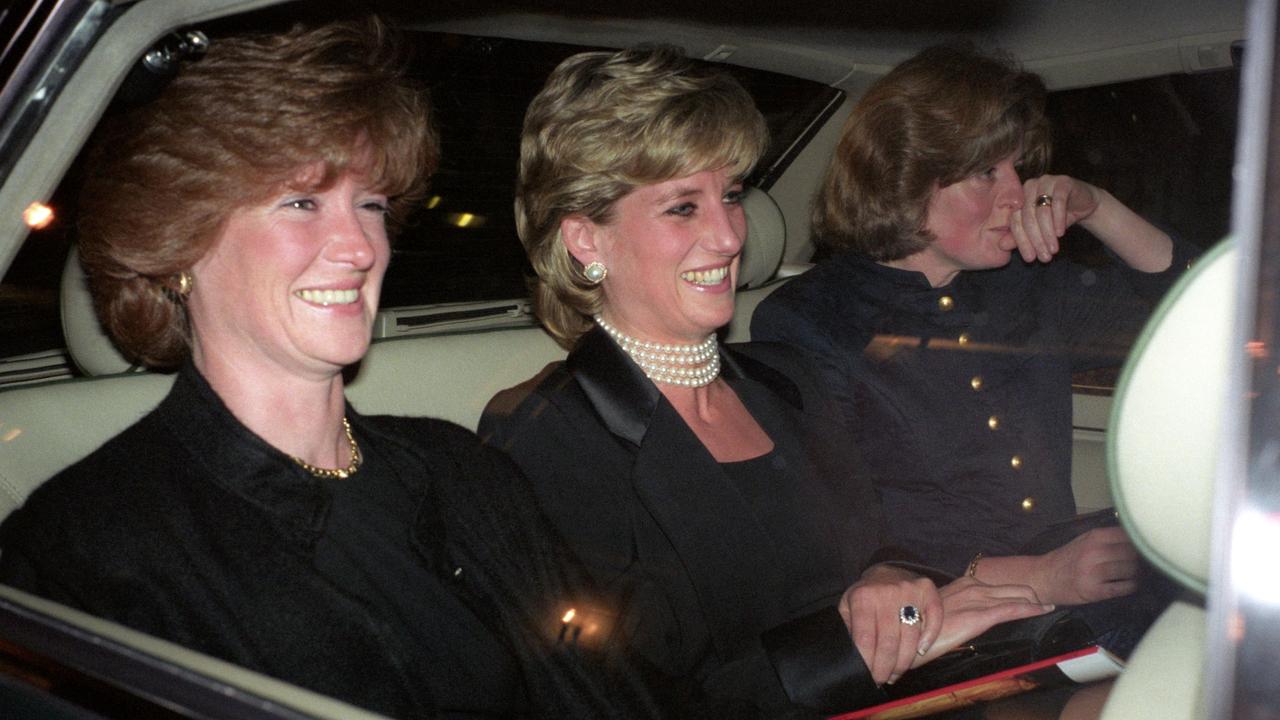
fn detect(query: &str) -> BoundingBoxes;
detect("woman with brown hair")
[752,44,1196,611]
[0,20,655,718]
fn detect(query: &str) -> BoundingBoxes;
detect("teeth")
[681,266,729,286]
[295,288,359,306]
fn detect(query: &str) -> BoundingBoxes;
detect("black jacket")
[480,330,890,715]
[0,364,659,719]
[751,244,1196,574]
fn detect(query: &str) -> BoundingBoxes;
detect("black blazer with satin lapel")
[480,328,885,712]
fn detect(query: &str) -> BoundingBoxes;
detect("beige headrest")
[738,186,786,290]
[1108,239,1234,595]
[59,249,135,376]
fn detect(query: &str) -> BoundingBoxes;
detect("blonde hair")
[79,17,437,368]
[516,45,767,347]
[812,43,1050,260]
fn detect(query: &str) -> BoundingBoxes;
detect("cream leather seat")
[1099,239,1234,719]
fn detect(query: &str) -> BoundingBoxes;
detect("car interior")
[0,0,1252,716]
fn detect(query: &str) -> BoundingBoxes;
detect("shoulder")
[727,341,822,391]
[478,360,591,449]
[15,408,185,519]
[356,412,524,484]
[727,340,852,424]
[752,257,874,352]
[0,409,191,585]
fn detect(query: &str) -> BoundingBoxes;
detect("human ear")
[560,214,604,267]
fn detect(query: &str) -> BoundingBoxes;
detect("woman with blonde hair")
[483,45,1053,715]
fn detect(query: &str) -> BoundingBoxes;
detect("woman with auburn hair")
[483,45,1053,716]
[753,44,1195,615]
[0,20,657,718]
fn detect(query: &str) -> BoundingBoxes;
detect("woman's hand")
[912,577,1055,667]
[839,564,944,685]
[1030,526,1140,606]
[1010,173,1174,272]
[1010,174,1103,264]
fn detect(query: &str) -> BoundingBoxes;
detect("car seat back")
[1099,238,1234,719]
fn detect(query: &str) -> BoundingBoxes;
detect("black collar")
[159,363,366,546]
[565,327,802,448]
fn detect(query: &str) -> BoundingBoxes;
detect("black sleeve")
[1050,233,1200,371]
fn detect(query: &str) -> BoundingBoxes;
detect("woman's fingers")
[842,573,945,685]
[914,583,1055,667]
[1015,174,1106,264]
[1009,208,1041,263]
[1019,180,1061,262]
[917,588,945,657]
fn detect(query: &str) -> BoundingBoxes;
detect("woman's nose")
[997,170,1024,209]
[326,209,379,269]
[707,204,746,255]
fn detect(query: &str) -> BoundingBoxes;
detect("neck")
[594,314,720,388]
[659,379,722,421]
[192,346,350,469]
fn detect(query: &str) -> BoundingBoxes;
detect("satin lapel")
[567,328,661,447]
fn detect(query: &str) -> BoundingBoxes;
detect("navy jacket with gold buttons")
[751,243,1196,575]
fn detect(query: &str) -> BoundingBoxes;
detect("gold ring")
[1034,194,1052,208]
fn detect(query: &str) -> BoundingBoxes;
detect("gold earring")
[176,271,193,297]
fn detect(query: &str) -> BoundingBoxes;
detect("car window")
[1045,67,1239,390]
[0,30,840,368]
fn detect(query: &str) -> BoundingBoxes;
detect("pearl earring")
[583,261,608,284]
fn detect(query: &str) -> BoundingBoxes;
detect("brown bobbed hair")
[812,43,1050,261]
[78,17,438,369]
[515,45,768,348]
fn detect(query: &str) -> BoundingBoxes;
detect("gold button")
[1021,496,1035,512]
[938,295,955,311]
[987,415,999,430]
[958,332,971,345]
[1010,455,1023,469]
[970,375,983,391]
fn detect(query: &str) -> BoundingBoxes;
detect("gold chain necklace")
[290,417,362,480]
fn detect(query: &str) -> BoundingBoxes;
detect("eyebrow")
[652,179,743,205]
[653,185,702,204]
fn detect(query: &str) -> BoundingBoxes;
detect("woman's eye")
[361,200,390,214]
[666,203,696,217]
[724,189,745,205]
[286,198,316,211]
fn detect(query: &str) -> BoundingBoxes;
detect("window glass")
[1048,69,1236,258]
[1044,68,1239,389]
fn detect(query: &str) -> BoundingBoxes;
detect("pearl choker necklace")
[594,314,720,388]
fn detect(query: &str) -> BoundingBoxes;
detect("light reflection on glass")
[2,428,21,443]
[1232,509,1280,604]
